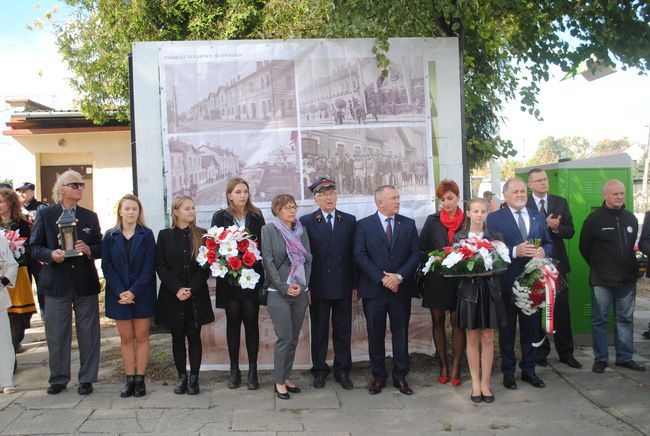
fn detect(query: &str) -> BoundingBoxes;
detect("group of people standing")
[1,166,646,402]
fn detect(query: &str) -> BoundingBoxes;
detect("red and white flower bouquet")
[421,237,510,277]
[512,257,559,332]
[196,225,262,289]
[0,229,27,260]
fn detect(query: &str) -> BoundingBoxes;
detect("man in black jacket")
[526,168,581,369]
[579,179,645,374]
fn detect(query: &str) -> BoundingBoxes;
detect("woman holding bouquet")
[261,194,312,400]
[0,188,36,356]
[0,232,19,393]
[101,194,156,398]
[155,196,214,395]
[211,177,265,390]
[454,198,507,403]
[419,180,465,386]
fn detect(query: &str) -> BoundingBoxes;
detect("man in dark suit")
[30,170,102,396]
[487,177,553,390]
[300,177,357,390]
[526,168,581,369]
[354,185,420,395]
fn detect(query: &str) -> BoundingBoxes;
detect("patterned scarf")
[271,217,312,287]
[439,207,464,244]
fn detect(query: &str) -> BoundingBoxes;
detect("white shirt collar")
[320,209,336,218]
[508,205,527,217]
[532,193,548,205]
[377,211,394,222]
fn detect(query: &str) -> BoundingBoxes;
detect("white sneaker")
[2,386,16,394]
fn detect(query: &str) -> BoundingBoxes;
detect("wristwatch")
[396,274,404,282]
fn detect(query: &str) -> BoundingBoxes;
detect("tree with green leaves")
[527,135,592,165]
[40,0,650,168]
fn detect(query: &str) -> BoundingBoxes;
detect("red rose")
[207,250,217,264]
[227,256,242,271]
[242,251,257,267]
[206,238,218,250]
[529,291,545,306]
[237,239,250,252]
[532,281,545,291]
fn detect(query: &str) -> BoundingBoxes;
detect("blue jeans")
[591,284,636,363]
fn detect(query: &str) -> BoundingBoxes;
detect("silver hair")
[502,176,525,195]
[602,179,624,194]
[51,169,83,203]
[374,184,396,204]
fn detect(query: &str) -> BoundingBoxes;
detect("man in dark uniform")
[526,168,582,369]
[16,182,47,212]
[300,178,357,389]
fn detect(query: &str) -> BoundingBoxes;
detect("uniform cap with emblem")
[16,182,36,192]
[308,177,336,195]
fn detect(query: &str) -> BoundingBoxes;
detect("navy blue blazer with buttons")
[300,209,358,300]
[29,203,102,297]
[101,224,157,320]
[486,206,553,295]
[353,212,420,299]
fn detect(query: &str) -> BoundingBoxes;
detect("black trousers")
[362,295,411,381]
[309,297,352,377]
[536,278,574,360]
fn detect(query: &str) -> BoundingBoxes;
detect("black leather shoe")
[503,374,517,390]
[482,389,495,403]
[228,367,241,389]
[369,378,386,395]
[392,379,413,395]
[46,384,66,395]
[642,330,650,339]
[133,375,146,398]
[286,384,301,393]
[592,361,607,373]
[470,392,483,403]
[275,385,290,400]
[535,357,549,367]
[335,373,354,390]
[560,356,583,369]
[615,360,646,372]
[521,373,545,388]
[313,374,326,389]
[187,374,200,394]
[120,376,135,398]
[247,364,259,390]
[174,373,188,394]
[78,383,93,395]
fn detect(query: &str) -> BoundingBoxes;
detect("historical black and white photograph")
[164,60,298,133]
[166,130,300,206]
[301,127,430,197]
[296,57,426,127]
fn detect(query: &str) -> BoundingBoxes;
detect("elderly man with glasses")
[30,170,102,395]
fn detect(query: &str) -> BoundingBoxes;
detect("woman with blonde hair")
[155,196,213,394]
[101,194,156,397]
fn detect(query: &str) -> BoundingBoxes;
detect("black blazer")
[419,212,459,298]
[29,204,102,297]
[2,219,30,267]
[210,209,266,308]
[526,194,574,274]
[155,227,214,329]
[300,209,358,300]
[354,212,420,299]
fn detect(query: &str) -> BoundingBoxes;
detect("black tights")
[431,309,465,378]
[170,319,203,375]
[225,299,260,366]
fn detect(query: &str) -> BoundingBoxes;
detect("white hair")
[51,169,83,203]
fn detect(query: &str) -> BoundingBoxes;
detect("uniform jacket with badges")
[579,202,638,286]
[300,209,358,300]
[29,204,102,297]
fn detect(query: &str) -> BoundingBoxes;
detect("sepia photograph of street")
[166,130,300,208]
[163,60,298,133]
[296,56,426,127]
[301,127,430,197]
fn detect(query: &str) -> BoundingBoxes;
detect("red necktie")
[385,217,392,243]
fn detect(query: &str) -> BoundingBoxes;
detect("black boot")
[188,373,200,395]
[228,365,241,389]
[133,375,146,398]
[174,373,188,394]
[120,375,135,398]
[247,364,259,390]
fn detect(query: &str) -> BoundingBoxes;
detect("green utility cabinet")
[517,154,633,340]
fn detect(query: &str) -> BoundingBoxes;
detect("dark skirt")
[421,272,458,310]
[215,279,260,308]
[455,276,506,330]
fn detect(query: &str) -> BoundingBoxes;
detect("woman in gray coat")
[261,194,312,400]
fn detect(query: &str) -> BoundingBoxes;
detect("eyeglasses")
[282,205,298,211]
[529,178,547,183]
[63,182,85,189]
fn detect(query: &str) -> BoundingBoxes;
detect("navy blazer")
[486,206,553,295]
[29,204,102,297]
[353,212,420,299]
[101,225,157,319]
[300,209,358,300]
[526,194,574,275]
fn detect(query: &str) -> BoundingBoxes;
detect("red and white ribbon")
[541,263,559,334]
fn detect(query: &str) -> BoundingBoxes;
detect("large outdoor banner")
[133,38,463,369]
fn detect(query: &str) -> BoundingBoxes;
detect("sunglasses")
[63,182,85,189]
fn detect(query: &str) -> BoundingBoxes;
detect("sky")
[0,1,649,185]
